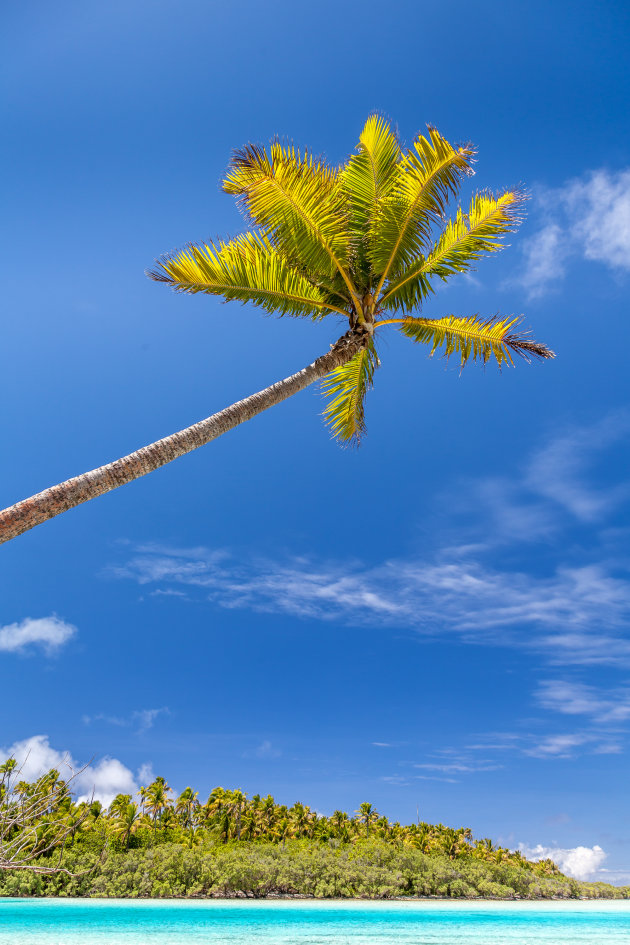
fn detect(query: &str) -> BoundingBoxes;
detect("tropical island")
[1,765,628,900]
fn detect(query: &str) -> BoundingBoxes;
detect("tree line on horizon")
[0,762,583,876]
[2,763,629,900]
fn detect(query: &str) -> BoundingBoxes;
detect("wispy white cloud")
[453,412,630,545]
[83,707,169,733]
[538,632,630,667]
[524,412,630,522]
[110,414,630,668]
[134,708,169,733]
[567,170,630,269]
[381,773,459,785]
[513,168,630,297]
[243,739,281,760]
[113,545,630,666]
[518,842,607,881]
[413,761,502,773]
[535,679,630,722]
[465,729,622,760]
[137,762,155,786]
[0,735,142,808]
[381,774,413,786]
[0,616,76,655]
[517,223,570,299]
[523,733,594,759]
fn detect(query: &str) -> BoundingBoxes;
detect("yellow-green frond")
[396,314,555,367]
[341,114,402,234]
[147,232,348,319]
[371,128,475,295]
[321,341,380,444]
[221,142,358,302]
[381,190,525,311]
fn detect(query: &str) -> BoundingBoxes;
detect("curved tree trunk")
[0,330,366,546]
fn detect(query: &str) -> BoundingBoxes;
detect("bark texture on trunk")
[0,330,365,545]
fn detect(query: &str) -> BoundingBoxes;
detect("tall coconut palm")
[144,777,173,828]
[259,794,277,834]
[109,800,144,850]
[0,116,553,545]
[355,802,379,838]
[223,789,247,841]
[175,787,199,830]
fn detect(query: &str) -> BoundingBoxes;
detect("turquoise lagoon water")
[1,898,630,945]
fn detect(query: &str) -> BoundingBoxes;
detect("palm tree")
[108,793,132,819]
[158,807,178,839]
[211,809,232,845]
[109,801,144,850]
[223,789,247,841]
[239,808,259,841]
[355,802,379,838]
[0,115,553,545]
[259,794,277,834]
[330,809,351,841]
[175,787,199,831]
[289,801,316,838]
[271,816,293,848]
[144,777,173,828]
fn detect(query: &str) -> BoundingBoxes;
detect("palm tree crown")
[0,115,553,545]
[149,115,553,444]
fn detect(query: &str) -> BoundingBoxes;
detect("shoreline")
[3,894,630,905]
[0,896,630,914]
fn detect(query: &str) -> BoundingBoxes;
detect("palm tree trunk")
[0,329,366,545]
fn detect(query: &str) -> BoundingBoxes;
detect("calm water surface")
[1,898,630,945]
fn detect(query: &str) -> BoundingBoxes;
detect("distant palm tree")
[239,808,259,841]
[355,802,379,838]
[175,787,199,831]
[144,777,173,828]
[224,789,247,841]
[110,801,143,850]
[259,794,277,833]
[0,116,553,545]
[272,816,292,848]
[289,802,312,837]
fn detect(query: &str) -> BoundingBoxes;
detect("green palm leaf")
[395,314,554,367]
[222,143,359,305]
[147,232,348,319]
[321,340,380,444]
[371,128,475,296]
[341,114,402,235]
[381,191,524,311]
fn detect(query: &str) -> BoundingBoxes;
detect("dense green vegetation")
[1,765,628,899]
[4,840,630,900]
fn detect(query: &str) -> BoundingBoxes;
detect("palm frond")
[381,190,525,311]
[371,128,475,296]
[147,232,348,319]
[222,142,359,304]
[393,314,555,367]
[321,340,380,444]
[341,114,401,235]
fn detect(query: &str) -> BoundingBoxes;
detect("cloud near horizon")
[1,735,147,808]
[519,843,607,881]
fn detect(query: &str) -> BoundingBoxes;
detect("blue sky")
[2,0,630,884]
